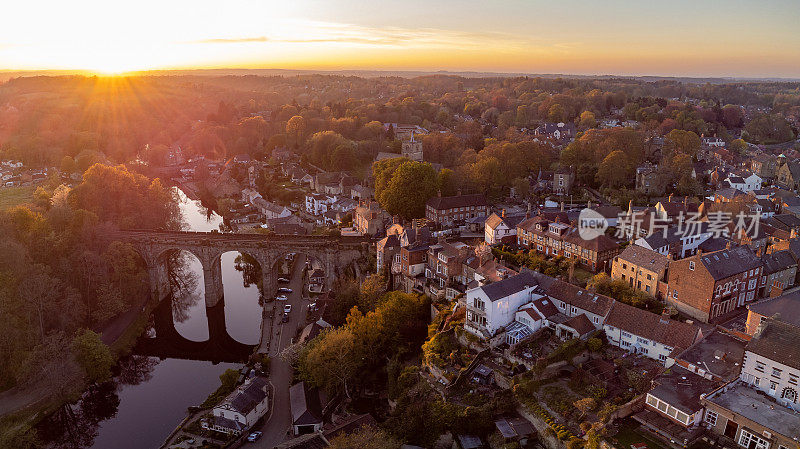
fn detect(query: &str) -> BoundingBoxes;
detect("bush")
[587,337,602,352]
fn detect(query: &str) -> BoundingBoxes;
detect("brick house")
[775,161,800,191]
[425,193,488,228]
[353,200,389,236]
[425,240,473,299]
[666,246,764,323]
[516,215,621,272]
[611,244,669,297]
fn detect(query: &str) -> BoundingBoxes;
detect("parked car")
[284,304,292,313]
[277,287,293,293]
[281,313,289,323]
[247,431,263,442]
[277,277,290,283]
[277,295,288,301]
[309,302,317,311]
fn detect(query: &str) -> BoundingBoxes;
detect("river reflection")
[36,187,262,449]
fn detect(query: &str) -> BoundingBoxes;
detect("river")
[38,187,262,449]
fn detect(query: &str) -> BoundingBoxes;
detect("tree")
[437,168,458,196]
[286,115,307,147]
[548,104,566,123]
[729,138,748,155]
[374,160,439,219]
[299,327,361,397]
[60,155,76,174]
[596,150,630,188]
[578,111,597,129]
[72,329,114,384]
[744,114,794,144]
[665,129,701,156]
[359,273,386,311]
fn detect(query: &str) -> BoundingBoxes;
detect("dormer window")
[689,261,695,271]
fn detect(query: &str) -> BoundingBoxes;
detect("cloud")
[187,36,269,44]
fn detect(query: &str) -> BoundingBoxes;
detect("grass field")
[0,186,35,210]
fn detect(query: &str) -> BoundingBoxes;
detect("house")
[209,377,269,435]
[484,210,528,245]
[426,240,473,299]
[289,382,323,436]
[425,193,489,228]
[376,234,401,275]
[400,240,431,294]
[350,184,373,201]
[527,271,615,328]
[701,380,800,449]
[666,246,764,323]
[305,193,336,216]
[636,163,662,196]
[252,197,291,220]
[726,172,762,193]
[353,201,389,236]
[463,271,544,340]
[636,366,716,446]
[702,136,726,147]
[739,319,800,407]
[751,154,778,179]
[759,250,798,297]
[533,122,576,143]
[611,245,669,297]
[745,291,800,336]
[553,167,575,195]
[670,330,747,383]
[700,320,800,449]
[516,215,621,272]
[602,301,703,363]
[776,161,800,191]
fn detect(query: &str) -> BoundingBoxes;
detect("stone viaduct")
[112,230,371,307]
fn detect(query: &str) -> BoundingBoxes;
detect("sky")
[1,0,799,77]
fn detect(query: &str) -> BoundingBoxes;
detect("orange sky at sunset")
[2,0,799,77]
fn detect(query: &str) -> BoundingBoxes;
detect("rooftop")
[704,381,800,440]
[617,244,669,273]
[674,330,746,382]
[698,246,762,281]
[474,271,540,302]
[746,319,800,370]
[748,291,800,329]
[649,366,718,414]
[604,301,701,352]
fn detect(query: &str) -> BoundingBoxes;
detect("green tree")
[578,110,597,129]
[374,160,439,219]
[72,329,114,384]
[665,129,701,156]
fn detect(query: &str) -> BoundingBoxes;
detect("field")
[0,186,35,210]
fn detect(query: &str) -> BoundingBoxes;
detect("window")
[472,298,485,311]
[772,367,783,379]
[646,395,658,407]
[755,361,765,373]
[622,331,632,338]
[593,316,600,324]
[789,373,798,386]
[689,261,695,271]
[658,354,667,362]
[675,410,689,424]
[637,337,649,345]
[656,400,668,413]
[704,410,718,427]
[738,429,769,449]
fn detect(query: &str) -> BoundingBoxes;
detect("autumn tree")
[72,329,114,384]
[665,129,701,156]
[596,150,630,188]
[286,115,307,147]
[373,159,439,219]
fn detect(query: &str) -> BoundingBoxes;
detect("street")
[253,253,309,448]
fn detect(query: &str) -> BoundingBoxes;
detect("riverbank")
[0,297,156,446]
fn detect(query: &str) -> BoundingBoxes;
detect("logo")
[578,208,608,240]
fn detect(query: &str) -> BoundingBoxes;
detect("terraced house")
[516,214,621,272]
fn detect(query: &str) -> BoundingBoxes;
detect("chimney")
[697,248,703,257]
[437,190,442,197]
[526,202,531,219]
[457,188,462,196]
[628,199,633,213]
[668,193,673,203]
[502,209,506,218]
[560,201,564,212]
[683,196,688,207]
[587,200,592,209]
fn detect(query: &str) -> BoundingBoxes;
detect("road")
[254,253,309,448]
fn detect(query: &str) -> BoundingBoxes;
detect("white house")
[463,272,544,339]
[305,193,337,216]
[484,212,527,245]
[253,197,291,220]
[602,301,702,364]
[726,173,762,193]
[739,320,800,407]
[209,377,269,435]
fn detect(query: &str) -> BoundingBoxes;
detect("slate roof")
[225,377,268,415]
[697,246,762,281]
[477,271,539,302]
[563,227,620,252]
[649,366,718,414]
[527,271,615,317]
[747,319,800,370]
[760,250,797,275]
[426,193,487,210]
[617,245,669,274]
[748,292,800,329]
[289,382,323,426]
[604,301,701,351]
